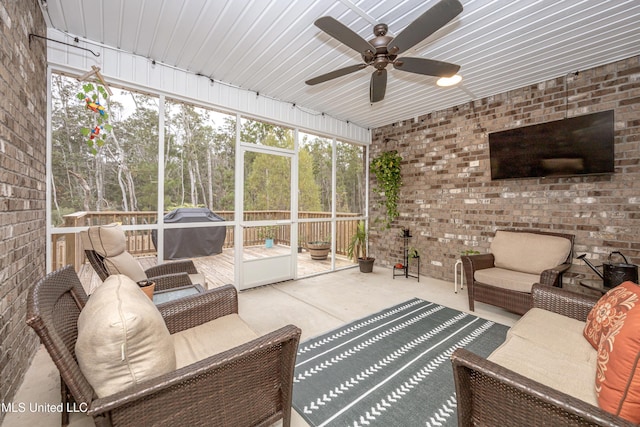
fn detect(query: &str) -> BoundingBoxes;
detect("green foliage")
[408,247,419,258]
[461,249,481,256]
[347,220,368,260]
[257,226,276,240]
[76,83,112,154]
[370,150,402,228]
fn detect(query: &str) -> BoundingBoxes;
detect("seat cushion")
[490,231,571,275]
[474,267,540,293]
[103,251,148,282]
[76,274,176,397]
[172,313,259,368]
[488,308,598,406]
[84,224,148,282]
[86,223,127,257]
[592,281,640,422]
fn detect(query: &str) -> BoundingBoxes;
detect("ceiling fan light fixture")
[437,74,462,87]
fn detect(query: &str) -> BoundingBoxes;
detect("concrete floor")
[3,266,519,427]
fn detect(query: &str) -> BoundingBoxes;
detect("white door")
[236,146,297,290]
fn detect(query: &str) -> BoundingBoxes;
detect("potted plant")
[307,235,330,260]
[348,220,375,273]
[370,151,403,229]
[408,247,419,259]
[258,226,276,248]
[136,280,155,300]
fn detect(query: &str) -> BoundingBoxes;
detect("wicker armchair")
[451,284,634,427]
[462,229,574,315]
[84,248,200,291]
[81,224,206,292]
[26,266,301,427]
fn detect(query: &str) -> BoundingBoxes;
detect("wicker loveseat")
[451,284,635,426]
[27,266,301,427]
[462,229,574,315]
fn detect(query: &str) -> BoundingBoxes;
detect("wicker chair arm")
[158,284,239,334]
[531,283,599,322]
[149,272,193,291]
[145,260,198,278]
[88,325,301,425]
[461,253,495,271]
[451,348,633,427]
[539,262,572,287]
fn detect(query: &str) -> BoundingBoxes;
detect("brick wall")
[371,55,640,293]
[0,0,47,420]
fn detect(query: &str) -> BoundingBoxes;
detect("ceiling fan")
[305,0,463,103]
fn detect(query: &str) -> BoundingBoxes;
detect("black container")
[603,252,638,287]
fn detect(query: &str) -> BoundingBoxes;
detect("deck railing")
[52,210,361,271]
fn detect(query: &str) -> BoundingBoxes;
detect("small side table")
[153,283,205,305]
[454,259,464,293]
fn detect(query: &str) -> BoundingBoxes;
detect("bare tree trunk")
[93,156,107,211]
[195,160,207,208]
[188,162,197,206]
[207,147,213,210]
[68,170,91,211]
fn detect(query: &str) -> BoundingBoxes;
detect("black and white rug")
[292,298,509,427]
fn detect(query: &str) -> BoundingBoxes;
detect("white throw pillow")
[75,274,176,397]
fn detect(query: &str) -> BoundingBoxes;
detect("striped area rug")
[292,298,509,427]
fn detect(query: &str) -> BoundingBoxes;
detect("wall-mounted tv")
[489,110,615,180]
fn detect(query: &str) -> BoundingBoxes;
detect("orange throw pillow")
[584,283,640,349]
[594,281,640,422]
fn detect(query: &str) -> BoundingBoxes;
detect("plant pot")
[307,241,330,260]
[358,257,375,273]
[137,280,155,300]
[265,238,274,248]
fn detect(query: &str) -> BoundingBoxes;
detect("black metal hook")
[29,33,101,57]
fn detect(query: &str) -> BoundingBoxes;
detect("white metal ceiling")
[39,0,640,130]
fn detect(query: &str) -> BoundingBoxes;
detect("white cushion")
[474,267,540,293]
[84,224,147,282]
[75,274,176,397]
[172,313,259,368]
[86,223,127,257]
[491,231,571,275]
[103,251,147,282]
[488,308,598,406]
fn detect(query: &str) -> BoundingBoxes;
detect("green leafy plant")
[348,220,371,260]
[370,150,402,229]
[257,226,276,240]
[76,83,113,154]
[408,247,419,258]
[461,249,481,256]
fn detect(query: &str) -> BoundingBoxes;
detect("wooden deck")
[77,245,355,293]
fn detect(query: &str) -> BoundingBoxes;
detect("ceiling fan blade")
[394,57,460,77]
[315,16,376,56]
[388,0,463,55]
[305,64,367,85]
[370,69,387,103]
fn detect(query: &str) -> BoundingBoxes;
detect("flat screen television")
[489,110,615,180]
